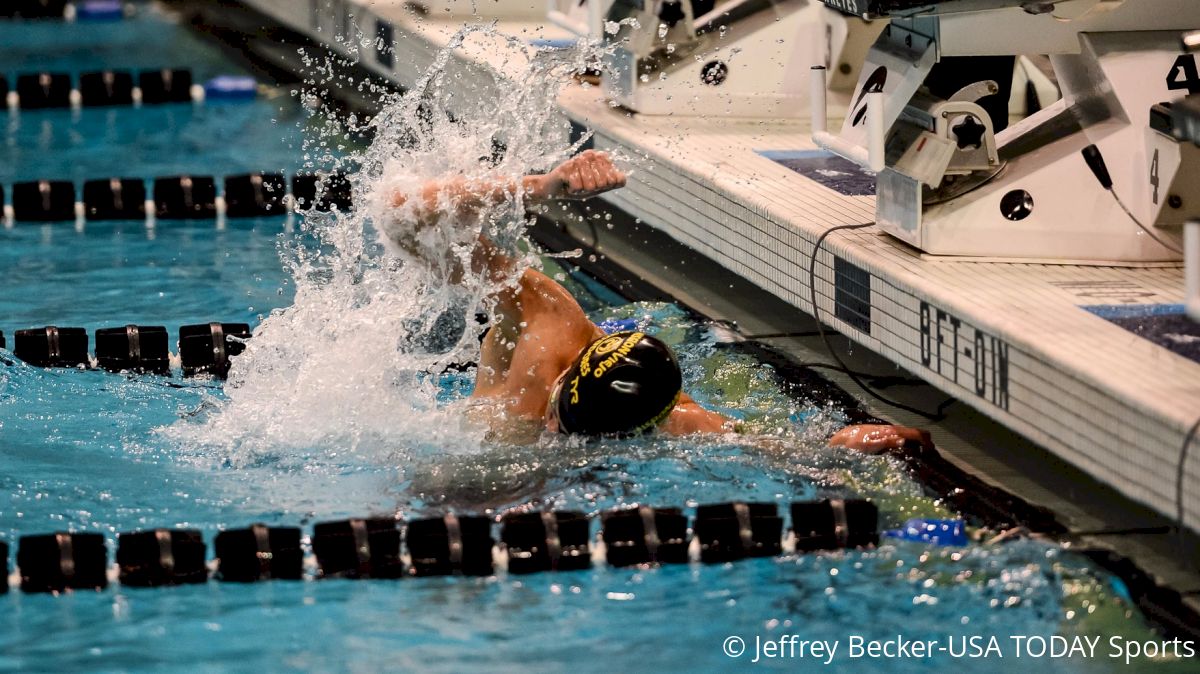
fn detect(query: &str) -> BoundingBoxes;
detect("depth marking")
[920,301,1009,411]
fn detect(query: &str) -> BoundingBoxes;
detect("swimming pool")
[0,5,1190,673]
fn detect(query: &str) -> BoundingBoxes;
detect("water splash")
[157,21,856,517]
[161,26,613,467]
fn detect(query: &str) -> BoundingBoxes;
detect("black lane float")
[292,172,352,212]
[501,510,591,574]
[224,172,287,217]
[0,0,70,19]
[407,514,496,577]
[4,68,193,110]
[313,518,406,579]
[4,323,253,379]
[95,324,171,375]
[695,501,783,562]
[153,175,218,220]
[79,70,134,107]
[179,322,251,378]
[12,180,76,221]
[3,171,352,223]
[1,67,262,110]
[18,532,109,593]
[13,326,90,368]
[792,499,880,552]
[137,68,192,104]
[83,177,146,220]
[214,525,304,582]
[0,501,883,595]
[117,528,207,587]
[15,72,71,108]
[601,506,690,567]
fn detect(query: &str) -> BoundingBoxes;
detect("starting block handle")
[811,66,885,173]
[810,66,828,134]
[1185,30,1200,52]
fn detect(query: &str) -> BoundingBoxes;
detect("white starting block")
[548,0,615,38]
[814,0,1200,263]
[1173,31,1200,321]
[412,0,550,20]
[589,0,883,118]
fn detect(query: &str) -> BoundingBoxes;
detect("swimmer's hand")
[828,424,931,455]
[530,150,626,201]
[392,150,626,230]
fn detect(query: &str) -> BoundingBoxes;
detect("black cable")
[1109,190,1184,255]
[1081,144,1183,254]
[1070,526,1172,537]
[740,330,823,339]
[730,331,931,387]
[807,223,956,421]
[1176,415,1200,567]
[585,211,601,248]
[796,362,926,388]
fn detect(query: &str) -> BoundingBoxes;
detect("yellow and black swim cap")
[552,331,682,437]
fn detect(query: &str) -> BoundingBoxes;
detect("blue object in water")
[76,0,124,21]
[1109,575,1134,605]
[883,518,968,546]
[597,318,640,334]
[204,75,257,102]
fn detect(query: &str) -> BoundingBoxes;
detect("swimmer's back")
[472,267,600,420]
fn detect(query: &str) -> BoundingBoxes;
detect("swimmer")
[392,150,726,437]
[392,149,927,446]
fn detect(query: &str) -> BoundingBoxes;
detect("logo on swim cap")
[592,332,643,379]
[553,332,681,437]
[591,334,626,356]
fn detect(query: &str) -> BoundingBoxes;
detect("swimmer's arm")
[663,393,734,436]
[391,150,626,230]
[391,174,543,227]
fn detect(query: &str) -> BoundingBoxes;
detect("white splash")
[162,26,609,468]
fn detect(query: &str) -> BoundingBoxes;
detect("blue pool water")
[0,6,1189,673]
[0,102,308,185]
[0,4,309,185]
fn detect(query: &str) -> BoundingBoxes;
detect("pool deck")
[233,0,1200,541]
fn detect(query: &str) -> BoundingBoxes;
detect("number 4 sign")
[1167,54,1200,95]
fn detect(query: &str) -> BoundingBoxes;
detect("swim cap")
[551,331,682,437]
